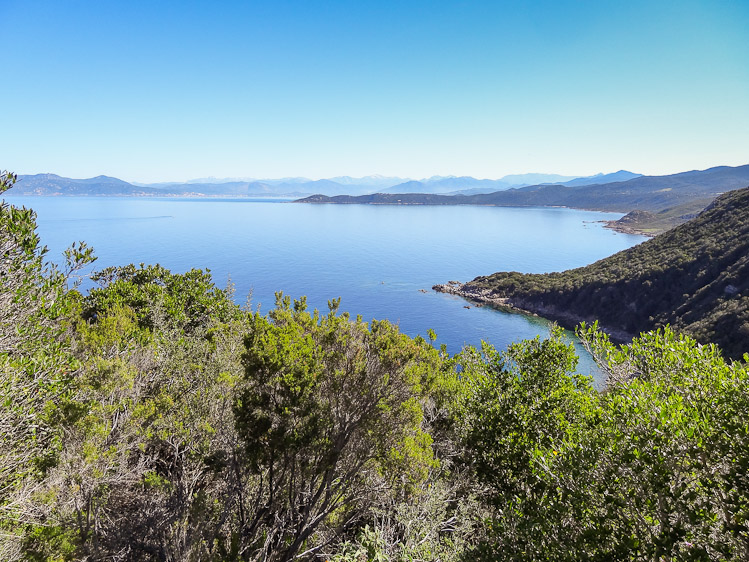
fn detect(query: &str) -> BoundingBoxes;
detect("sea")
[5,196,647,383]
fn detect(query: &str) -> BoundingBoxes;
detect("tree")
[455,326,600,560]
[25,265,249,561]
[456,323,749,561]
[0,171,95,560]
[233,293,446,561]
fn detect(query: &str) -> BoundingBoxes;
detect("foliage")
[326,471,487,562]
[0,171,95,560]
[2,205,454,561]
[87,262,240,333]
[4,167,749,561]
[233,293,446,560]
[457,324,749,561]
[468,186,749,359]
[22,264,254,561]
[454,328,601,560]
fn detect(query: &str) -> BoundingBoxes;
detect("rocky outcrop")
[433,281,636,343]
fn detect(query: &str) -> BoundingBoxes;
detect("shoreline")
[602,219,657,237]
[432,281,635,344]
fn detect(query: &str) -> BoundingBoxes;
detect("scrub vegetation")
[2,170,749,561]
[463,186,749,360]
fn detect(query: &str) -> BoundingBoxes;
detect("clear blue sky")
[2,0,748,182]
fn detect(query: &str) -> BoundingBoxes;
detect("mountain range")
[7,171,641,198]
[299,164,749,214]
[379,170,642,195]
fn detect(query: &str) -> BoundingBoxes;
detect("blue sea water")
[6,196,646,382]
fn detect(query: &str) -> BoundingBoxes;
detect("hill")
[299,164,749,213]
[8,174,163,196]
[562,169,641,187]
[380,176,518,194]
[434,186,749,359]
[8,174,403,197]
[379,171,635,195]
[604,198,712,235]
[8,170,646,198]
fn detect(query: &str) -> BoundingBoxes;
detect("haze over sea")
[10,196,646,380]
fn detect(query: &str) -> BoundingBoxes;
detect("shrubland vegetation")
[2,170,749,560]
[606,198,712,236]
[466,186,749,360]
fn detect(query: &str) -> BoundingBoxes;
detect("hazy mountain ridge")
[379,171,640,195]
[9,174,164,196]
[8,170,640,197]
[380,177,516,194]
[561,169,641,187]
[299,164,749,215]
[435,186,749,359]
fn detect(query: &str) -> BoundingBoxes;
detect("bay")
[6,196,646,382]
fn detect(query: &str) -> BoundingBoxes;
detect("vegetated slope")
[440,186,749,359]
[606,198,713,235]
[298,163,749,213]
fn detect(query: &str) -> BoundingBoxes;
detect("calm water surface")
[7,196,647,382]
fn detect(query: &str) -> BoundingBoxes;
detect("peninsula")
[435,185,749,359]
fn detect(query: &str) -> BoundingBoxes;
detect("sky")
[1,0,748,183]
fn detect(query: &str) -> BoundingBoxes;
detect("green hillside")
[604,198,712,235]
[438,186,749,359]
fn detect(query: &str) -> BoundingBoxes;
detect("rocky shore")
[432,281,515,308]
[603,218,657,236]
[433,281,634,343]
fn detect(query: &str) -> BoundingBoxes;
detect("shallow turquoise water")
[7,196,646,382]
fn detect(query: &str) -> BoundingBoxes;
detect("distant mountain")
[157,175,406,195]
[156,176,408,196]
[9,174,162,196]
[381,176,516,194]
[385,171,642,196]
[562,170,641,187]
[12,166,739,205]
[299,164,749,215]
[7,173,409,198]
[165,182,252,196]
[266,179,374,196]
[500,172,579,185]
[328,175,406,189]
[244,179,378,196]
[298,193,452,205]
[185,176,259,184]
[434,185,749,359]
[248,177,312,186]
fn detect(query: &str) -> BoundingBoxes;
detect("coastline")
[432,281,635,344]
[602,220,657,237]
